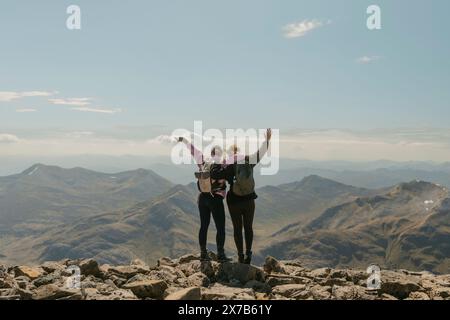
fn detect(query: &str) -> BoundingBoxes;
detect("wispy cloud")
[71,106,122,114]
[16,108,37,113]
[0,133,20,143]
[0,91,55,102]
[282,19,329,39]
[356,56,381,64]
[48,98,92,106]
[66,131,95,138]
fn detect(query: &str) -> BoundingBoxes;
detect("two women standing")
[179,129,271,264]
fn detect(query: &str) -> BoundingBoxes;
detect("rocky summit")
[1,254,449,300]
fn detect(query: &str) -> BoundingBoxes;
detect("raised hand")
[265,128,272,141]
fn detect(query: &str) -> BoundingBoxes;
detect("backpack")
[232,163,255,196]
[195,162,213,193]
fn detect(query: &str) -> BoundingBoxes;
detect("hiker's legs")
[198,194,211,251]
[242,200,255,255]
[210,197,226,253]
[228,201,244,255]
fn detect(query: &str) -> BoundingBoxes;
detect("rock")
[165,287,201,300]
[107,289,138,300]
[14,276,30,289]
[380,271,423,299]
[158,257,178,267]
[78,259,101,277]
[244,280,271,293]
[13,266,45,280]
[310,285,332,300]
[41,262,66,274]
[178,254,199,265]
[32,284,80,300]
[202,283,255,300]
[407,291,430,300]
[308,267,331,279]
[217,263,265,285]
[179,260,215,278]
[272,284,307,299]
[105,265,150,279]
[0,272,17,289]
[266,276,296,287]
[332,285,376,300]
[123,280,168,299]
[83,288,137,300]
[149,265,186,285]
[379,293,398,300]
[431,287,450,299]
[32,273,61,287]
[320,277,350,287]
[263,256,285,274]
[186,272,210,287]
[14,288,34,300]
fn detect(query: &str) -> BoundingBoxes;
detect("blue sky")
[1,0,449,161]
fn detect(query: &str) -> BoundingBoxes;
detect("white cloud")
[0,134,20,143]
[0,91,55,102]
[147,135,177,145]
[357,56,381,64]
[282,19,329,38]
[16,108,37,113]
[70,106,122,114]
[66,131,95,138]
[48,98,92,106]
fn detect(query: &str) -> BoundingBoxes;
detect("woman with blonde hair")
[224,129,272,264]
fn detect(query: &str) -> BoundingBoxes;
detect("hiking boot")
[238,253,245,264]
[200,250,211,261]
[244,251,252,264]
[217,251,232,263]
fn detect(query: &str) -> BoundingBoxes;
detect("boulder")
[178,254,199,265]
[14,276,30,289]
[380,271,423,299]
[41,262,66,274]
[165,287,201,300]
[32,284,80,300]
[32,273,61,287]
[105,265,149,279]
[217,262,265,285]
[308,267,331,279]
[78,259,101,277]
[186,272,210,288]
[407,291,430,300]
[158,257,178,267]
[244,280,271,293]
[123,280,168,299]
[263,256,285,274]
[309,285,332,300]
[431,287,450,299]
[272,284,307,299]
[201,283,255,300]
[332,285,376,300]
[179,260,215,278]
[13,266,45,280]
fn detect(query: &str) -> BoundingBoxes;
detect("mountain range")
[0,164,449,274]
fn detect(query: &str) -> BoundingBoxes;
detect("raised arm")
[247,128,272,165]
[178,137,204,168]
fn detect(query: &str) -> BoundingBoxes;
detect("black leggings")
[227,199,255,255]
[198,193,226,252]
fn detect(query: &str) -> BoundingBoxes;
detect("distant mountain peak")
[394,180,444,194]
